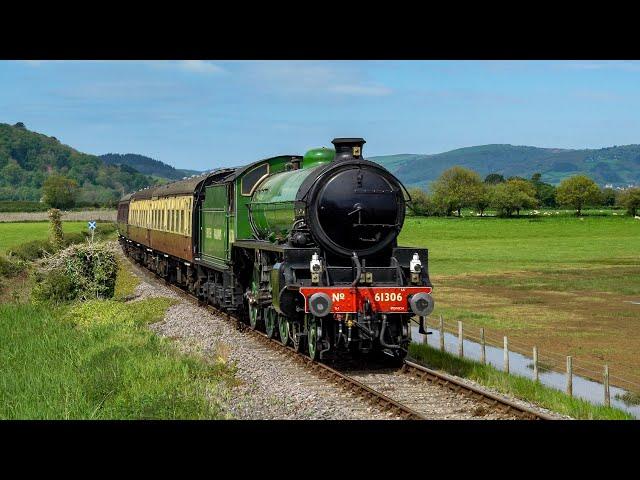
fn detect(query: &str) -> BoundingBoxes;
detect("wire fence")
[417,314,640,406]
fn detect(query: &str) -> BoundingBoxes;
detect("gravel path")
[123,256,565,420]
[127,261,400,419]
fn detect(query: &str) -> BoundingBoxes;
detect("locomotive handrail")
[352,223,400,228]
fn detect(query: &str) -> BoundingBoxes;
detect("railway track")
[125,255,557,421]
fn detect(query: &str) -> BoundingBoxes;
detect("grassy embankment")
[0,238,236,419]
[408,343,633,419]
[399,214,640,408]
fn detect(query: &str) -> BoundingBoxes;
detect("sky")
[1,60,640,171]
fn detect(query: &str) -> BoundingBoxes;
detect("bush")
[63,232,86,247]
[0,201,48,212]
[32,242,119,304]
[407,188,437,216]
[30,269,77,304]
[74,222,117,241]
[95,222,117,236]
[0,255,24,277]
[7,239,55,261]
[618,187,640,217]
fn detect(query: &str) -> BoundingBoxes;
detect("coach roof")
[126,167,238,202]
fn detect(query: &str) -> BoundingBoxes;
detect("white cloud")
[20,60,46,66]
[245,61,392,97]
[177,60,225,74]
[142,60,225,75]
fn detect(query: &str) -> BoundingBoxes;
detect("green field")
[0,260,235,419]
[399,215,640,389]
[0,221,90,254]
[399,215,640,276]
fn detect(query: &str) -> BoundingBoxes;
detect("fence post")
[566,356,573,396]
[604,365,610,407]
[533,346,538,382]
[439,315,445,352]
[480,328,486,365]
[503,336,509,374]
[458,321,464,358]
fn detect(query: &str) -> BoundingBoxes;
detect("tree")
[484,173,505,185]
[509,178,537,215]
[475,183,492,217]
[490,178,538,217]
[601,187,617,207]
[531,172,557,207]
[432,166,483,216]
[555,175,601,215]
[407,187,435,216]
[618,187,640,216]
[42,174,79,209]
[13,122,26,129]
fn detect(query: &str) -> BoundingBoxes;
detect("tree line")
[407,166,640,217]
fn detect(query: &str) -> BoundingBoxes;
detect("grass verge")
[408,343,633,420]
[114,259,140,300]
[0,296,236,419]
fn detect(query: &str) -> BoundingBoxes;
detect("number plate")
[299,286,432,314]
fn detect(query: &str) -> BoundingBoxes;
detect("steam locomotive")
[117,138,434,362]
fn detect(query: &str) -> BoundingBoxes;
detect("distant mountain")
[100,153,201,181]
[370,144,640,188]
[0,123,155,204]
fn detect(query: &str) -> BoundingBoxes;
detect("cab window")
[241,163,269,196]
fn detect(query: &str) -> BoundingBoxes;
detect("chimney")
[331,138,366,162]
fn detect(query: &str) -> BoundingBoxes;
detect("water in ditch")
[410,325,640,419]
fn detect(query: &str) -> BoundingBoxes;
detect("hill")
[371,144,640,188]
[101,153,200,181]
[0,123,155,206]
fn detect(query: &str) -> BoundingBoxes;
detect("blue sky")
[1,60,639,171]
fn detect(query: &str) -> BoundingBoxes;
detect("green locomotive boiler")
[118,138,434,362]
